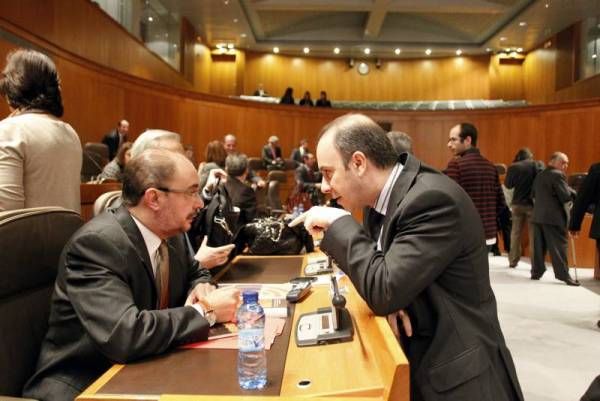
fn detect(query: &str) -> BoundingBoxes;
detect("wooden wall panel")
[0,0,192,90]
[242,53,491,102]
[489,55,524,100]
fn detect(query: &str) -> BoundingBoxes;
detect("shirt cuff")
[190,304,206,317]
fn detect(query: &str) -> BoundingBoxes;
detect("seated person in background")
[223,133,266,189]
[290,138,309,165]
[299,91,314,107]
[315,90,332,107]
[0,48,82,212]
[102,119,129,160]
[253,83,267,97]
[387,131,413,154]
[224,153,256,227]
[198,140,227,188]
[97,141,132,181]
[261,135,285,170]
[279,87,295,105]
[23,149,240,401]
[295,152,323,206]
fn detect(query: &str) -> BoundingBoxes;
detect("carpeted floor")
[490,255,600,401]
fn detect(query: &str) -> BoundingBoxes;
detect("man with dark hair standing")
[294,153,322,206]
[102,119,129,160]
[531,152,579,285]
[24,149,239,401]
[446,122,505,254]
[505,147,542,268]
[292,113,523,401]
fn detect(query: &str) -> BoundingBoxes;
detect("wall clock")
[357,62,370,75]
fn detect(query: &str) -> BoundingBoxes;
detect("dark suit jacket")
[23,206,211,401]
[532,167,575,227]
[505,159,541,207]
[101,129,126,160]
[570,162,600,238]
[290,147,309,164]
[321,154,523,401]
[261,144,282,166]
[225,176,257,227]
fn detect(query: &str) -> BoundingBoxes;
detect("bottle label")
[238,328,265,352]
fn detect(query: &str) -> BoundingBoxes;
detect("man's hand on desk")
[288,206,350,236]
[200,287,241,323]
[194,237,235,269]
[186,282,216,306]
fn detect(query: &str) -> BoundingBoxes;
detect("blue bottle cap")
[242,290,259,303]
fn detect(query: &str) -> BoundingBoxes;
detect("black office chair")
[0,207,83,398]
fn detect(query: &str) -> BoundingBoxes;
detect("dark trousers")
[531,223,570,280]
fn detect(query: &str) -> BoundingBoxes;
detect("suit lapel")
[112,206,156,289]
[380,154,420,249]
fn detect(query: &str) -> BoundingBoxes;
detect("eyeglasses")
[154,187,201,199]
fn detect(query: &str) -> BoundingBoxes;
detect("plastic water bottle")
[237,290,267,390]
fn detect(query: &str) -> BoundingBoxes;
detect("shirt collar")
[131,214,162,272]
[373,162,404,216]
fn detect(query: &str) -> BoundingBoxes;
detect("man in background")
[531,152,579,286]
[290,138,310,164]
[445,122,505,253]
[223,133,265,189]
[224,153,256,227]
[505,148,541,268]
[102,119,129,160]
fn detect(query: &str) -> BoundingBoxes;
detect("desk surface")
[77,254,409,401]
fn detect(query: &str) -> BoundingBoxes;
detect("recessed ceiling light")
[148,16,153,22]
[233,18,238,23]
[517,47,523,52]
[519,21,527,27]
[486,48,492,52]
[173,44,177,48]
[333,47,340,54]
[223,0,229,4]
[273,47,279,54]
[545,3,549,8]
[593,54,598,59]
[227,43,234,49]
[240,33,247,38]
[456,49,462,56]
[500,37,507,41]
[364,48,371,55]
[425,48,432,55]
[394,48,401,55]
[303,47,310,54]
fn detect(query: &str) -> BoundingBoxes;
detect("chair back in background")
[0,207,83,397]
[81,151,108,182]
[84,142,109,161]
[247,157,265,172]
[93,190,122,217]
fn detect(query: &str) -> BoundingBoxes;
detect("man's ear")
[142,188,162,212]
[464,136,472,146]
[350,151,367,176]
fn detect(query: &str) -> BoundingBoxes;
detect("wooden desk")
[77,254,409,401]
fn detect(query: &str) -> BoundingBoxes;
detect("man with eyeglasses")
[24,149,240,401]
[445,123,506,255]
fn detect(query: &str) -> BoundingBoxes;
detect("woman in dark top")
[279,87,295,105]
[299,91,313,107]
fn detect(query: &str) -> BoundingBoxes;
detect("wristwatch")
[197,298,217,327]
